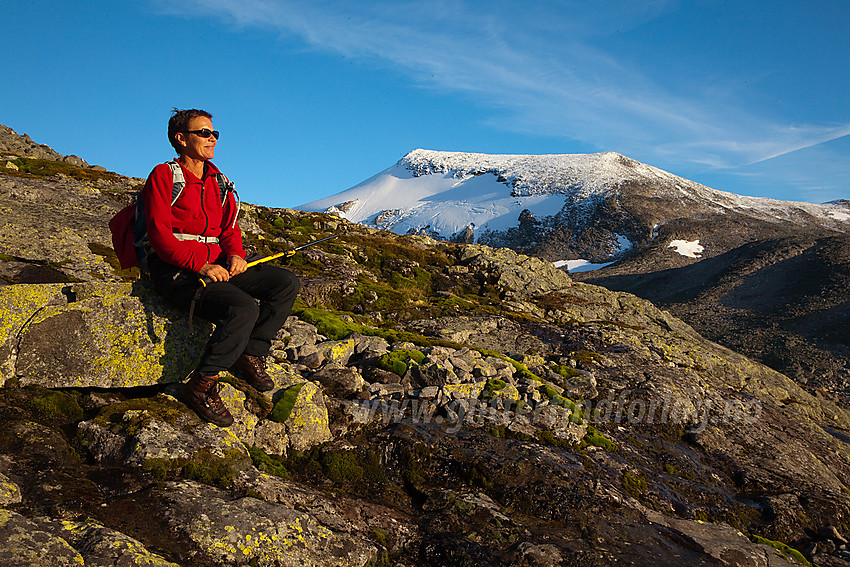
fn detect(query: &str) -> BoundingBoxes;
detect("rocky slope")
[1,126,850,566]
[577,232,850,399]
[303,148,850,406]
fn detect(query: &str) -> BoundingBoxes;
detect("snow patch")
[828,211,850,221]
[615,234,632,253]
[668,240,704,258]
[554,259,614,272]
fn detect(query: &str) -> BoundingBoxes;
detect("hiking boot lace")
[204,381,228,414]
[248,355,266,373]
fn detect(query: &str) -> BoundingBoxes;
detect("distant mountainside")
[303,149,850,399]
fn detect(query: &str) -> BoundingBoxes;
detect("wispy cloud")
[152,0,848,197]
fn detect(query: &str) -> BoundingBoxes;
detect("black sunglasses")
[185,128,220,139]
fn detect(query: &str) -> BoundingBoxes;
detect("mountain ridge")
[300,148,850,248]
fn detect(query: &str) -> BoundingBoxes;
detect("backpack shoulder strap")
[214,172,240,228]
[214,172,234,205]
[166,159,186,206]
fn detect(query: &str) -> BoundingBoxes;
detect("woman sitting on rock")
[143,108,300,426]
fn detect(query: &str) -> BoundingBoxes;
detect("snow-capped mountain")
[298,149,849,265]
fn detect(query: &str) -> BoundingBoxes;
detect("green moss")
[364,551,392,567]
[361,448,388,485]
[435,295,476,310]
[399,443,429,487]
[142,448,244,488]
[377,349,425,377]
[292,305,465,351]
[553,364,581,379]
[269,383,306,423]
[581,426,617,451]
[182,449,238,488]
[486,425,507,438]
[372,528,389,548]
[248,445,291,479]
[749,535,813,566]
[480,378,507,400]
[621,470,648,497]
[279,445,325,480]
[28,389,83,423]
[293,307,363,340]
[93,395,188,431]
[537,385,584,423]
[322,450,364,484]
[142,457,179,480]
[476,349,544,382]
[539,384,560,399]
[9,157,118,182]
[123,411,154,437]
[535,429,572,447]
[467,464,493,490]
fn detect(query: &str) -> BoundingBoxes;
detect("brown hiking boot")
[231,354,274,392]
[180,371,234,427]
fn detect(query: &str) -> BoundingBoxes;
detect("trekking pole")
[197,233,339,288]
[245,233,340,269]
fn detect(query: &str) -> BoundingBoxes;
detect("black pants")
[149,255,301,375]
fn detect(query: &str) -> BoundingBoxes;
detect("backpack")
[109,160,237,270]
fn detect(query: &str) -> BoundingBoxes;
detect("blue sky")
[2,1,848,208]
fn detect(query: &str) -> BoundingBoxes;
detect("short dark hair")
[167,108,212,155]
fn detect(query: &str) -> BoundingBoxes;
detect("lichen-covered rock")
[219,383,290,457]
[36,517,180,567]
[1,282,209,388]
[310,364,366,398]
[0,472,21,506]
[513,542,565,567]
[0,508,84,567]
[409,315,548,354]
[460,244,572,298]
[352,334,390,358]
[486,381,521,403]
[316,337,357,366]
[284,381,332,452]
[442,381,486,400]
[282,318,320,350]
[266,360,308,390]
[417,361,460,386]
[157,480,375,566]
[77,393,250,469]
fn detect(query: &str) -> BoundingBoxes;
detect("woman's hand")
[228,255,248,277]
[199,263,230,282]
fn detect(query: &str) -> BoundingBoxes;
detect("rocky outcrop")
[460,243,572,299]
[0,282,209,388]
[0,124,90,167]
[157,480,374,567]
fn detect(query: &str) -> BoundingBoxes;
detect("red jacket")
[142,160,245,272]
